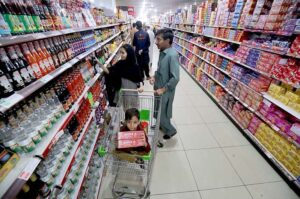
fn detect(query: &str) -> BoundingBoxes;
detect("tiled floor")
[99,47,299,199]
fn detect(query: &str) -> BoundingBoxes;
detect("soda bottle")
[57,36,69,61]
[0,0,21,35]
[53,37,66,65]
[27,0,43,32]
[13,0,33,34]
[43,5,55,31]
[0,48,25,90]
[18,0,36,33]
[14,45,36,82]
[61,35,73,60]
[21,43,44,78]
[44,38,59,68]
[33,41,53,73]
[0,13,11,36]
[39,40,55,70]
[49,5,63,30]
[27,42,48,75]
[36,1,47,31]
[0,67,14,98]
[8,0,26,34]
[7,46,32,85]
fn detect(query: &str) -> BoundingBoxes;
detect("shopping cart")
[99,89,162,199]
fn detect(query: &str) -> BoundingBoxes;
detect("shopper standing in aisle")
[130,23,138,45]
[97,44,144,107]
[150,28,179,141]
[146,26,155,68]
[133,21,151,80]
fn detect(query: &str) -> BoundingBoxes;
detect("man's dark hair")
[155,28,174,44]
[136,21,143,30]
[132,23,136,28]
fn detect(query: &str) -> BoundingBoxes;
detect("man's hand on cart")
[137,87,144,93]
[154,87,166,95]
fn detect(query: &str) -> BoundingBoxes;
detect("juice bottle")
[57,36,69,61]
[14,0,33,33]
[45,38,59,68]
[53,37,66,65]
[18,0,36,33]
[62,35,73,60]
[29,42,49,74]
[38,40,55,71]
[14,45,36,81]
[21,43,44,78]
[27,0,43,32]
[33,41,52,73]
[0,0,21,35]
[0,66,14,97]
[0,48,25,90]
[43,5,55,31]
[49,5,63,30]
[7,46,32,85]
[8,0,25,34]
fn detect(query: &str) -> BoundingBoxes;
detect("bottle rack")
[171,21,300,189]
[0,23,130,199]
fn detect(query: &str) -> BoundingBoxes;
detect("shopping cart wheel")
[157,141,164,148]
[146,191,151,198]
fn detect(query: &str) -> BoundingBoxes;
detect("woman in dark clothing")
[99,44,144,107]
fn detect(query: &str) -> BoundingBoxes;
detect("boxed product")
[117,131,145,140]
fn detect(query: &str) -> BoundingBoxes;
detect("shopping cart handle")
[121,89,155,93]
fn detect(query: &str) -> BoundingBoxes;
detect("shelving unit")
[0,22,129,198]
[0,31,121,113]
[180,64,299,189]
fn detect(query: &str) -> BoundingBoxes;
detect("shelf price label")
[0,94,23,109]
[18,158,41,181]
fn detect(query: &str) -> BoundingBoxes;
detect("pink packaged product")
[287,123,300,144]
[117,138,146,149]
[117,131,145,140]
[248,116,263,134]
[275,118,292,133]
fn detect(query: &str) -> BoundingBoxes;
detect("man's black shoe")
[163,132,177,140]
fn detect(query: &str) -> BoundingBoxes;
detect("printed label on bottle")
[12,71,25,87]
[0,14,11,35]
[39,60,47,72]
[52,55,59,67]
[31,63,42,77]
[58,52,65,64]
[3,14,18,34]
[43,59,51,71]
[48,57,54,69]
[20,15,32,33]
[20,68,31,83]
[16,16,25,33]
[26,65,36,79]
[0,75,13,93]
[32,16,43,31]
[27,16,37,32]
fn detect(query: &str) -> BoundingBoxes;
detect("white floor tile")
[186,148,243,190]
[151,151,198,194]
[188,94,216,107]
[196,106,230,123]
[173,107,204,125]
[174,95,194,107]
[151,191,201,199]
[247,181,299,199]
[200,186,252,199]
[223,146,282,184]
[206,123,250,147]
[177,124,219,150]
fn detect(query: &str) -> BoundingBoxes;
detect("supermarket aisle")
[146,48,299,199]
[99,47,299,199]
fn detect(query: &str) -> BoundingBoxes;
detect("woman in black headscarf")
[99,44,144,107]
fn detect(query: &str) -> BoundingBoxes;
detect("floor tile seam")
[183,148,201,193]
[198,184,251,192]
[219,146,255,199]
[150,190,201,197]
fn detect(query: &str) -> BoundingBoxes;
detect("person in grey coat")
[150,28,180,142]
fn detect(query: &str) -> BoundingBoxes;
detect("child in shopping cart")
[114,108,151,164]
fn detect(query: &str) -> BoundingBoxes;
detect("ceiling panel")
[116,0,203,19]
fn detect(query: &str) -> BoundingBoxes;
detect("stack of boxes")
[247,0,273,29]
[231,0,247,28]
[239,0,258,28]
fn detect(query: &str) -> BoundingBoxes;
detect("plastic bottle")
[44,38,59,68]
[0,48,25,90]
[27,0,43,32]
[39,40,55,71]
[7,46,32,85]
[14,44,36,81]
[0,0,21,35]
[21,43,44,78]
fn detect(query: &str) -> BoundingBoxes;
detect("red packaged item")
[118,131,146,140]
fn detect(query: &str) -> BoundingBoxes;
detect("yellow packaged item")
[278,95,290,105]
[285,91,300,103]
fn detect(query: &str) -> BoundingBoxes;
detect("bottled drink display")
[0,0,119,37]
[0,26,118,99]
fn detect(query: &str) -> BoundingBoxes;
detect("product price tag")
[39,74,53,84]
[0,94,23,109]
[18,158,40,181]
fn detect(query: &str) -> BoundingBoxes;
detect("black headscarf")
[104,44,143,106]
